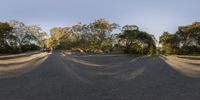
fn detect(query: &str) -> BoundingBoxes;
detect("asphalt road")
[0,52,200,100]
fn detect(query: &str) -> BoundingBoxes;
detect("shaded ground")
[163,55,200,79]
[0,52,48,79]
[0,52,200,100]
[0,51,41,60]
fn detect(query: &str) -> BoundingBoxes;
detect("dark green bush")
[180,45,200,55]
[21,44,40,52]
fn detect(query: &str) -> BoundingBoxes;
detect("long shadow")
[161,56,200,79]
[70,52,138,58]
[0,51,41,60]
[184,62,200,66]
[0,55,49,79]
[0,55,47,67]
[61,54,148,84]
[59,55,94,84]
[177,56,200,60]
[63,53,144,71]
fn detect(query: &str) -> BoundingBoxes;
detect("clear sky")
[0,0,200,39]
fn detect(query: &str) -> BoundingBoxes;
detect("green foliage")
[180,45,200,54]
[159,32,180,54]
[0,20,46,54]
[159,22,200,55]
[48,19,157,55]
[2,19,200,55]
[117,27,156,55]
[49,19,119,53]
[21,44,40,52]
[0,22,13,53]
[46,37,56,49]
[37,32,47,48]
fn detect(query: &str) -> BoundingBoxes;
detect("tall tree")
[177,22,200,46]
[89,19,118,45]
[8,20,44,52]
[0,22,13,53]
[159,32,180,54]
[37,31,47,48]
[118,25,156,54]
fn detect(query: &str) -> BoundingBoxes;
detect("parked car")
[41,48,51,52]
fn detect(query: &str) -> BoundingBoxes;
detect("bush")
[180,45,200,55]
[21,44,40,52]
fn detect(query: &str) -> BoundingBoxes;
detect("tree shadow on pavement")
[177,56,200,60]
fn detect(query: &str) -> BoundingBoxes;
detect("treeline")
[48,19,200,55]
[48,19,156,55]
[159,22,200,55]
[0,20,46,54]
[1,19,199,55]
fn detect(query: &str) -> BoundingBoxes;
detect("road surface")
[0,52,200,100]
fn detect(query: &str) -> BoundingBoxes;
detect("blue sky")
[0,0,200,39]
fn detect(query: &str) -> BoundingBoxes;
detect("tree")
[8,20,31,51]
[36,32,47,48]
[8,20,44,52]
[49,19,119,53]
[0,22,13,53]
[118,25,156,54]
[50,26,80,49]
[177,22,200,46]
[50,27,63,41]
[48,21,156,54]
[175,22,200,54]
[46,37,56,49]
[59,28,78,49]
[89,19,118,46]
[159,22,200,55]
[159,32,180,54]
